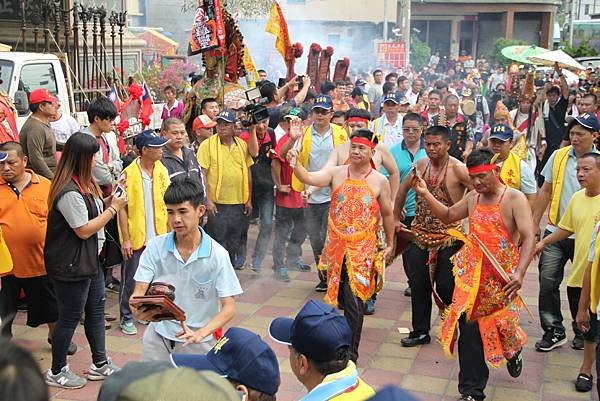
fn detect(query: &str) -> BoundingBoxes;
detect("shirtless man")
[324,108,400,314]
[394,125,472,347]
[287,128,395,362]
[413,148,535,401]
[325,109,400,207]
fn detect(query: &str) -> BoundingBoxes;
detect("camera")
[240,87,270,128]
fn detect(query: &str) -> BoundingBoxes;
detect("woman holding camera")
[44,132,127,389]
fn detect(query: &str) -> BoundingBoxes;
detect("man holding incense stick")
[413,148,536,401]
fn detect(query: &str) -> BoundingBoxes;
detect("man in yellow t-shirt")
[198,110,254,265]
[534,152,600,392]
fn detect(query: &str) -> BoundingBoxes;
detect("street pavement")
[11,225,600,401]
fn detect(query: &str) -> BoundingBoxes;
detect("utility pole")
[568,0,576,46]
[384,0,389,42]
[402,0,411,69]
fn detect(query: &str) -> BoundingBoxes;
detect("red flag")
[140,82,153,128]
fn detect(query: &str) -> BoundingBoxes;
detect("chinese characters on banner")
[377,42,406,69]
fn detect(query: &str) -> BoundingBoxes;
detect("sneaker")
[404,286,412,297]
[120,321,137,335]
[275,267,290,282]
[506,349,523,378]
[234,264,245,271]
[364,298,376,315]
[315,281,328,292]
[289,261,311,272]
[87,357,121,381]
[535,331,567,352]
[458,396,477,401]
[105,281,120,294]
[575,373,593,392]
[47,338,78,356]
[46,365,87,389]
[250,259,262,273]
[572,334,585,350]
[400,332,431,347]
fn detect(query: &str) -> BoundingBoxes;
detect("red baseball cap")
[192,114,217,131]
[29,89,58,105]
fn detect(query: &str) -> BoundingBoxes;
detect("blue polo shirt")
[386,140,426,217]
[134,227,243,342]
[307,124,334,204]
[542,146,598,235]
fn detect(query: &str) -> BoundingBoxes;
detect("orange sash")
[318,169,384,303]
[440,191,527,367]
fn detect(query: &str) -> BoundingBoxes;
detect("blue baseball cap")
[312,95,333,111]
[134,130,169,149]
[216,109,238,124]
[269,300,352,362]
[367,385,419,401]
[0,152,7,162]
[170,327,280,396]
[489,123,514,142]
[382,92,401,105]
[567,112,600,132]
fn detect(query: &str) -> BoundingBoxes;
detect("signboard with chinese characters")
[377,41,406,69]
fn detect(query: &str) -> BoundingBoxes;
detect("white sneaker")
[87,357,121,381]
[46,365,87,389]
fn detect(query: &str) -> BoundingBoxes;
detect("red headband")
[351,136,376,149]
[347,117,370,124]
[468,164,497,174]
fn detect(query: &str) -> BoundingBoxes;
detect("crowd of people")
[0,51,600,401]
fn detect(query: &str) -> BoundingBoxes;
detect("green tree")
[562,41,598,58]
[410,35,431,71]
[182,0,273,19]
[488,37,528,66]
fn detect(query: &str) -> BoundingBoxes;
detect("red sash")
[516,112,537,133]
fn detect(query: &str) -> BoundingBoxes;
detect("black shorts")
[0,274,58,333]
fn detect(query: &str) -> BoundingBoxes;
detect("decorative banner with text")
[377,42,406,69]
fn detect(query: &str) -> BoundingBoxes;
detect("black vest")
[44,180,100,281]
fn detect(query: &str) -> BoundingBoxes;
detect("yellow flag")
[243,47,258,88]
[265,1,291,62]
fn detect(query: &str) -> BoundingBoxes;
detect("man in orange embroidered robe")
[413,149,536,401]
[287,128,395,363]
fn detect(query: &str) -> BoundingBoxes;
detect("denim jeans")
[250,188,274,268]
[305,202,330,283]
[51,268,107,372]
[538,229,575,336]
[120,249,144,324]
[272,206,306,268]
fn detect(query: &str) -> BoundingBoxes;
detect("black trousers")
[337,260,364,363]
[458,316,489,401]
[404,243,461,335]
[305,202,330,283]
[206,204,248,264]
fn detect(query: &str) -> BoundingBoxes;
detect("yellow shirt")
[198,136,254,205]
[558,189,600,287]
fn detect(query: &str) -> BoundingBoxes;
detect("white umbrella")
[528,49,585,71]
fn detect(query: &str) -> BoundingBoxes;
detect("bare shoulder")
[505,187,528,204]
[448,156,466,169]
